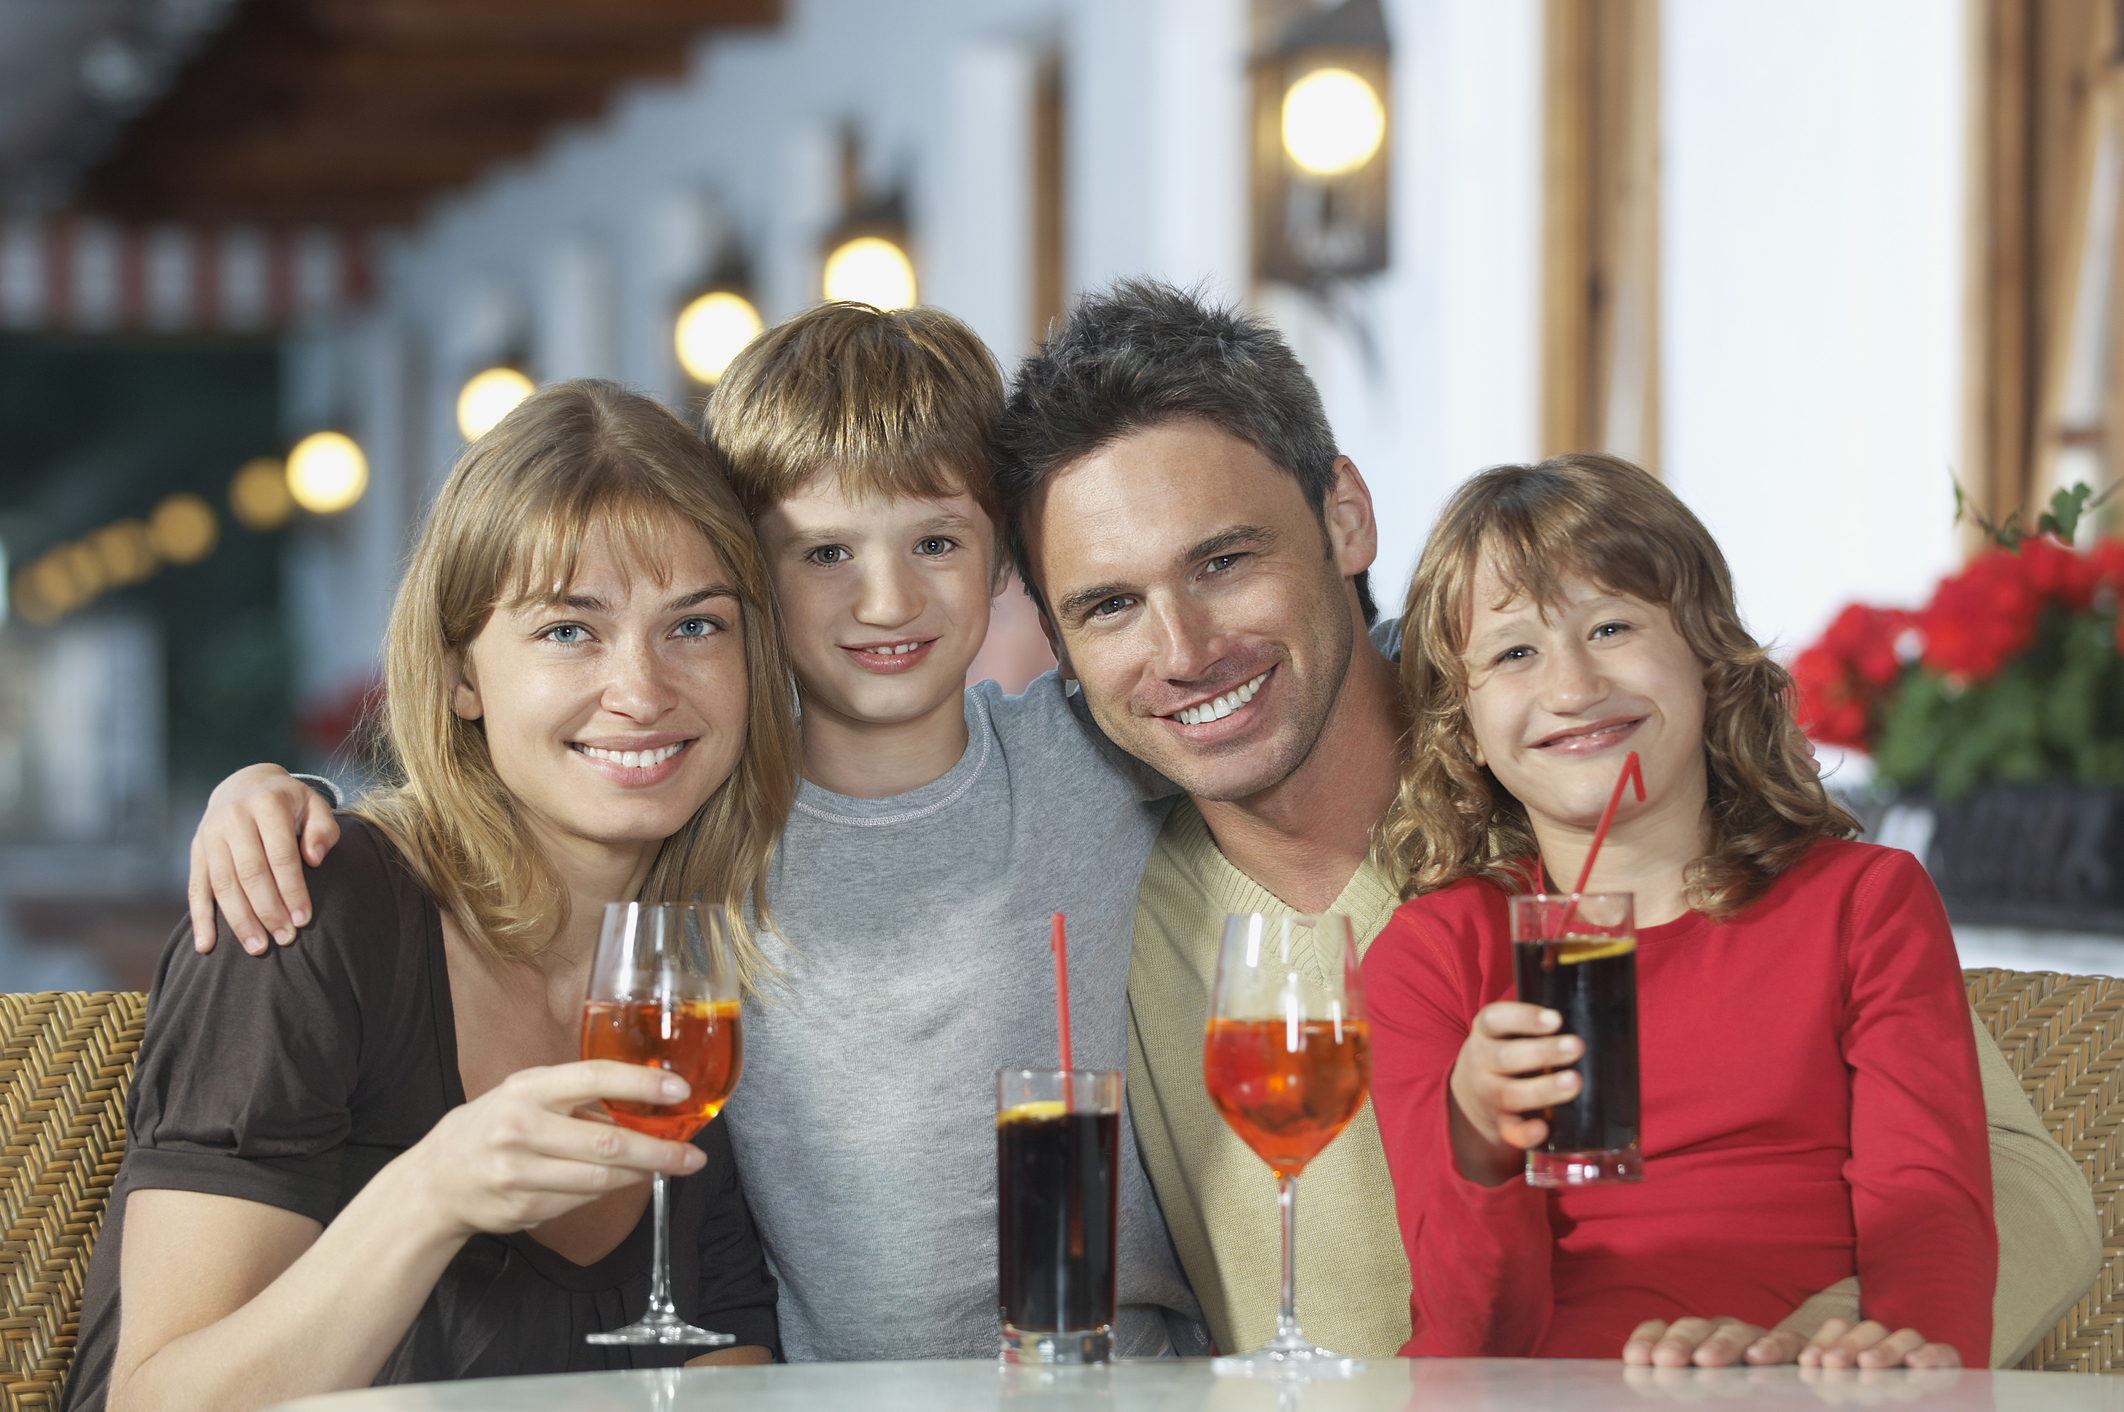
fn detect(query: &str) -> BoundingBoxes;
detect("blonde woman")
[64,381,799,1412]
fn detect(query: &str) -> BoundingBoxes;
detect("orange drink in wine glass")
[580,902,743,1347]
[1202,912,1371,1375]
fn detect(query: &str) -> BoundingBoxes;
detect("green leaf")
[2034,483,2094,543]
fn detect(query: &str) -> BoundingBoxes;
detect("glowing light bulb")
[675,291,764,385]
[456,366,535,440]
[287,431,369,514]
[147,493,218,564]
[1281,67,1386,177]
[822,236,917,310]
[229,457,294,532]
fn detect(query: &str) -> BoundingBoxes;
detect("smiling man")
[997,282,1410,1357]
[995,281,2099,1366]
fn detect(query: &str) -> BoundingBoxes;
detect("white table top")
[265,1358,2122,1412]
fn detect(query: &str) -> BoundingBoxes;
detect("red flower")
[1793,604,1911,749]
[1918,550,2044,680]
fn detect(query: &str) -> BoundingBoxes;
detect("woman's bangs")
[500,479,711,612]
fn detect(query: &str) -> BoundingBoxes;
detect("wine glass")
[580,901,743,1346]
[1202,912,1371,1376]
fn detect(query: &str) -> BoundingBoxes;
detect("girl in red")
[1364,454,1993,1369]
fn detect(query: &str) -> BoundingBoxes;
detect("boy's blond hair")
[703,301,1004,524]
[355,379,799,982]
[1377,452,1859,918]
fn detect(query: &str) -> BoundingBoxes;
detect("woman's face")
[451,516,750,864]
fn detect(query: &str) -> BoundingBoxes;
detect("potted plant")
[1793,486,2124,932]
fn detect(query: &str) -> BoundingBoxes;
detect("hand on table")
[188,763,337,955]
[1623,1316,1810,1367]
[1799,1319,1961,1370]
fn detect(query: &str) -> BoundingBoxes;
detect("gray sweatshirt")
[724,674,1206,1361]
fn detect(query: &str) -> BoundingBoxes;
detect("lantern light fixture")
[287,431,369,515]
[1253,0,1392,288]
[675,290,763,385]
[456,366,536,441]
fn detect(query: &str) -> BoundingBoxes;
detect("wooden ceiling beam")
[76,0,783,226]
[304,0,779,46]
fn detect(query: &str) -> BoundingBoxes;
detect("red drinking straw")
[1050,912,1074,1071]
[1557,750,1646,937]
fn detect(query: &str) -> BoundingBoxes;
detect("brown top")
[63,818,779,1410]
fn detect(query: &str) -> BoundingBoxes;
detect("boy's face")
[755,472,1001,733]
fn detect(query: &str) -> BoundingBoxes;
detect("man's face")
[1023,420,1373,803]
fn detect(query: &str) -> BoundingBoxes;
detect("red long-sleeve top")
[1363,840,1994,1361]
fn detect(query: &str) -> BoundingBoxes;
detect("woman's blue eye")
[1497,645,1533,663]
[673,617,717,638]
[546,623,587,644]
[916,537,954,556]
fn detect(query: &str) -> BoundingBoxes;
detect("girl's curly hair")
[1375,453,1858,916]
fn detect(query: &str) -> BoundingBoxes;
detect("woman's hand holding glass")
[394,1059,702,1240]
[1447,1000,1584,1185]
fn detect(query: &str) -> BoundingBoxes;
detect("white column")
[1067,0,1249,298]
[1662,0,1964,653]
[928,40,1037,360]
[537,234,621,382]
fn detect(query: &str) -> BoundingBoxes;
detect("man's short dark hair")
[995,278,1376,623]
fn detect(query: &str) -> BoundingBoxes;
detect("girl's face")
[451,516,750,865]
[1459,553,1709,844]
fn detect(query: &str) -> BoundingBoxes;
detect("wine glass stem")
[1276,1170,1301,1343]
[645,1171,678,1320]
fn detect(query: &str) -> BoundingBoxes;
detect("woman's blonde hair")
[354,379,799,979]
[1377,453,1858,917]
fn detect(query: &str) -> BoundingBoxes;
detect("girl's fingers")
[1745,1329,1810,1365]
[1648,1317,1715,1368]
[1854,1329,1930,1369]
[1622,1319,1670,1365]
[1799,1319,1855,1367]
[1473,1002,1562,1041]
[1489,1033,1583,1077]
[1900,1342,1961,1370]
[1689,1319,1767,1368]
[1817,1320,1893,1369]
[1495,1114,1548,1150]
[1497,1069,1578,1115]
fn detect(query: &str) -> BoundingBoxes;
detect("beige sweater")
[1125,800,2100,1365]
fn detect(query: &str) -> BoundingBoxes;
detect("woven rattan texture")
[0,993,145,1411]
[1966,968,2124,1372]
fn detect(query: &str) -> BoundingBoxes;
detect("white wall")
[1662,0,1966,655]
[283,0,1971,701]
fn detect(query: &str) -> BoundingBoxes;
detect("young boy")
[184,304,1206,1360]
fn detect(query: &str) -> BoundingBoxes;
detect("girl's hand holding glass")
[1447,1000,1583,1184]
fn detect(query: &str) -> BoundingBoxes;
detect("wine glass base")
[586,1312,736,1347]
[1212,1342,1363,1379]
